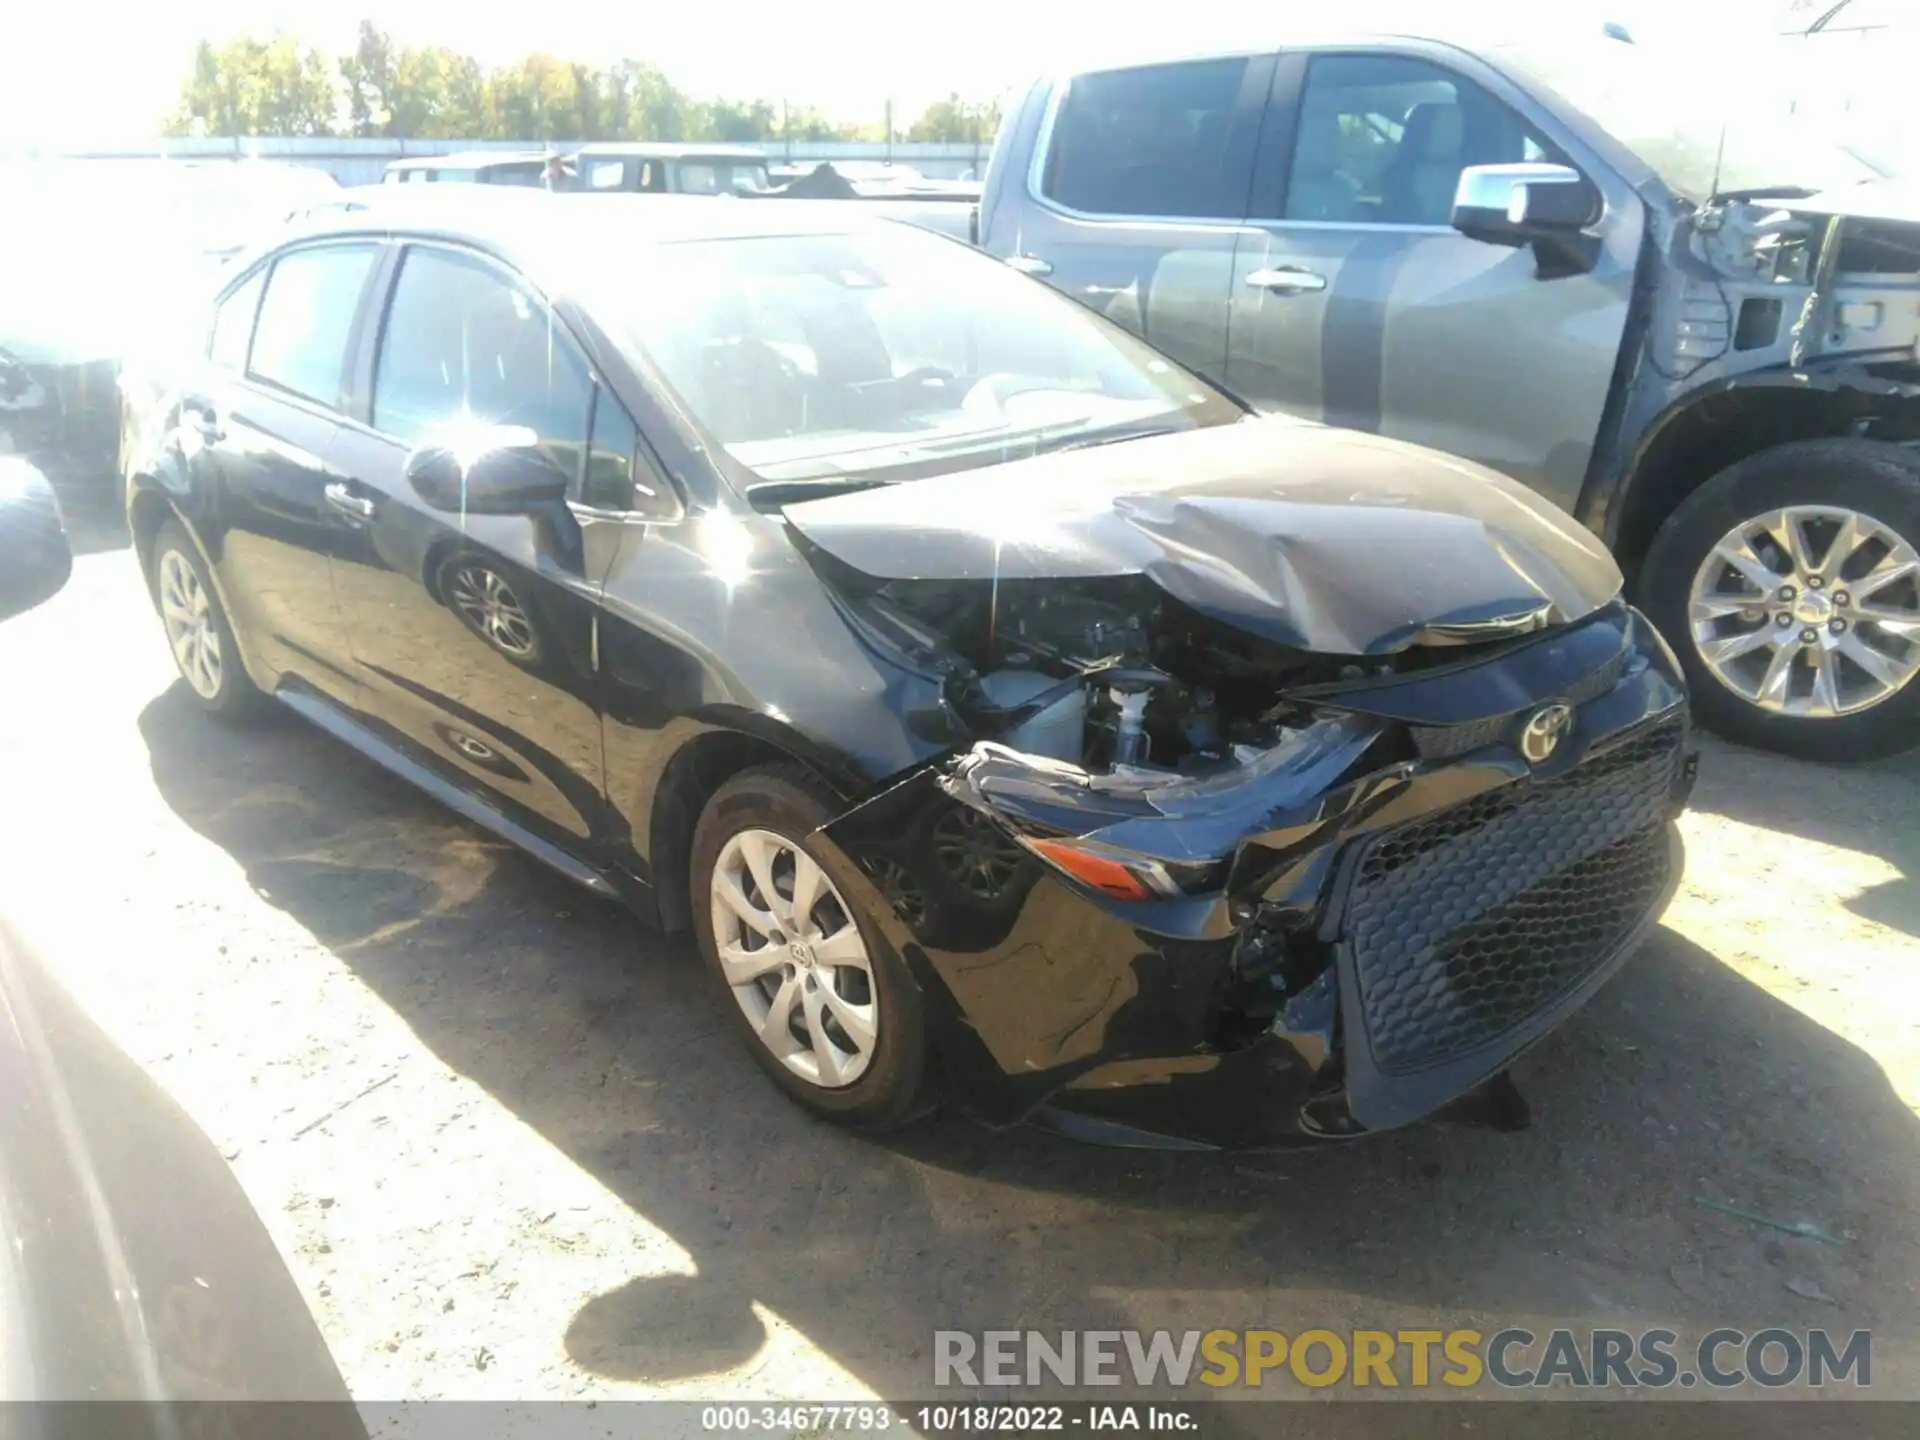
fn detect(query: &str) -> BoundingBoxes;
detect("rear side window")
[248,244,378,408]
[209,268,265,371]
[1281,54,1552,226]
[371,245,593,484]
[1040,58,1254,219]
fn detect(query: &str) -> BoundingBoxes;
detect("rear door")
[1226,48,1640,511]
[325,241,624,849]
[185,242,381,706]
[981,54,1273,385]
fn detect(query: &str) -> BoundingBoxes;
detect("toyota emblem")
[1519,703,1574,764]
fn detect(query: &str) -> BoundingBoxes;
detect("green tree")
[339,19,397,136]
[487,53,579,140]
[906,93,1003,144]
[390,47,491,138]
[169,32,338,137]
[703,98,778,143]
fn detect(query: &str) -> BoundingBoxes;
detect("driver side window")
[372,245,592,486]
[1282,54,1550,226]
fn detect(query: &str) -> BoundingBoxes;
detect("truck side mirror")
[1451,163,1602,279]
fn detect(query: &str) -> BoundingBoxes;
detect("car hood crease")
[780,416,1623,654]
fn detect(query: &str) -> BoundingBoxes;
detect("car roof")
[569,142,771,160]
[274,187,890,279]
[384,151,551,171]
[1039,19,1633,77]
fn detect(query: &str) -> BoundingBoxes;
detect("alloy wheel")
[1687,504,1920,718]
[709,828,878,1089]
[448,563,537,659]
[158,550,223,699]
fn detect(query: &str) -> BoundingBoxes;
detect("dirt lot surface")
[2,502,1916,1432]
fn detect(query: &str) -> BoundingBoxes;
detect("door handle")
[1005,254,1054,277]
[323,481,376,522]
[1244,266,1328,294]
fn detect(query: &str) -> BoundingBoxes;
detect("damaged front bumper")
[816,602,1695,1149]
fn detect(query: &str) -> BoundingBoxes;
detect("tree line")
[167,21,1005,145]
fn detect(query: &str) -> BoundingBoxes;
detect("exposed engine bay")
[1682,196,1920,373]
[836,569,1393,778]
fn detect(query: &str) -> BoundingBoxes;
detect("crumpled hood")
[782,415,1622,654]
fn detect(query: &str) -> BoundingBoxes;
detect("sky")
[0,1,1869,145]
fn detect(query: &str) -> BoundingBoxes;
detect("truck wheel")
[1640,439,1920,762]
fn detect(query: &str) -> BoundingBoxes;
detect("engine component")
[1111,685,1152,766]
[979,669,1086,761]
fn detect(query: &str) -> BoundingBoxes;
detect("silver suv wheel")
[1687,504,1920,718]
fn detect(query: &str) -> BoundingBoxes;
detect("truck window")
[1039,57,1254,220]
[1281,54,1549,227]
[588,160,628,191]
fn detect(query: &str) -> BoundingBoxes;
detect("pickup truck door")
[980,54,1274,386]
[1225,48,1641,513]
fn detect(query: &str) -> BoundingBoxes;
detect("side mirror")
[0,459,73,622]
[1451,163,1602,277]
[404,425,571,515]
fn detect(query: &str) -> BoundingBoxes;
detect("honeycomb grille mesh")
[1345,719,1683,1075]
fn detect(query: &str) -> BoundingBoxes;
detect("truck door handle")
[1245,266,1328,294]
[324,481,376,522]
[1005,254,1054,277]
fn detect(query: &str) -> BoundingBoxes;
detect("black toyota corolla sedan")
[123,189,1694,1149]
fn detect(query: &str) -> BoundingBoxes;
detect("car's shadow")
[1685,734,1920,938]
[137,688,1920,1433]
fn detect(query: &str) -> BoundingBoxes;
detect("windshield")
[1501,38,1886,202]
[677,160,775,195]
[593,228,1242,488]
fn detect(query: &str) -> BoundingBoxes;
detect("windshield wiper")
[1041,425,1184,455]
[745,477,893,511]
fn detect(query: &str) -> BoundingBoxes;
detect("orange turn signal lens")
[1021,837,1153,901]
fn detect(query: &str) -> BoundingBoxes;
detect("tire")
[1639,439,1920,761]
[690,765,931,1130]
[149,520,266,720]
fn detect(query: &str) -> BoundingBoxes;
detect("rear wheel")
[150,520,264,719]
[690,766,930,1129]
[1640,439,1920,761]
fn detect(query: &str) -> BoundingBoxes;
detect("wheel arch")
[1598,366,1920,583]
[645,713,872,934]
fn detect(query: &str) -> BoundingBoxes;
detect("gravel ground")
[1,501,1916,1431]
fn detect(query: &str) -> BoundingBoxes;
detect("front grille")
[1343,718,1683,1076]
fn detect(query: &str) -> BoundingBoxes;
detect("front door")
[1226,50,1640,512]
[326,242,622,849]
[978,54,1274,386]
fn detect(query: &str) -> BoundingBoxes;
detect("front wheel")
[690,766,931,1130]
[1639,439,1920,761]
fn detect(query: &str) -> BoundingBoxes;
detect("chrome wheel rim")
[449,564,536,658]
[158,550,223,699]
[1688,505,1920,718]
[710,828,878,1089]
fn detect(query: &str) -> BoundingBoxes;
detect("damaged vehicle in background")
[122,193,1694,1147]
[975,26,1920,759]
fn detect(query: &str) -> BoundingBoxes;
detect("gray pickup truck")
[977,29,1920,759]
